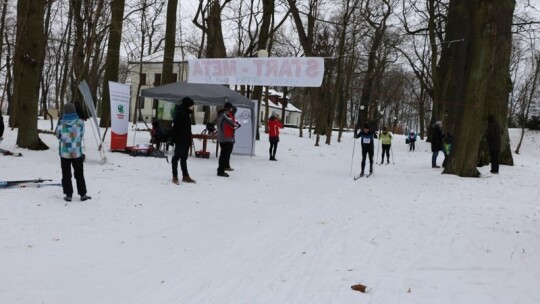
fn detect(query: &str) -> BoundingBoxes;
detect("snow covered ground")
[1,117,539,304]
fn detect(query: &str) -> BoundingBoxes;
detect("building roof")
[127,50,188,64]
[261,99,302,113]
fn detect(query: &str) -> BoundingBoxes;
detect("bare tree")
[100,0,126,127]
[515,52,540,154]
[357,0,394,130]
[439,0,515,177]
[162,0,178,85]
[12,0,48,149]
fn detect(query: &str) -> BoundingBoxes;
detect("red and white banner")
[188,57,324,87]
[109,81,130,150]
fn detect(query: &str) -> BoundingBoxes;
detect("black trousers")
[172,140,190,178]
[218,142,234,174]
[269,136,279,158]
[409,140,415,151]
[489,149,500,173]
[61,156,87,196]
[381,144,391,162]
[269,142,278,157]
[361,146,374,172]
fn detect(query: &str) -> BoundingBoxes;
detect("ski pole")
[375,116,382,164]
[375,129,381,164]
[349,130,357,176]
[391,143,395,164]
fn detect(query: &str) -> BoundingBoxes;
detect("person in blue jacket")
[56,103,91,202]
[407,131,417,152]
[355,123,378,176]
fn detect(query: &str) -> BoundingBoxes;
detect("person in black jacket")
[0,111,4,141]
[485,114,502,174]
[355,123,378,176]
[431,121,444,168]
[171,97,195,184]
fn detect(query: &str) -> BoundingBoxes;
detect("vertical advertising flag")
[109,82,130,150]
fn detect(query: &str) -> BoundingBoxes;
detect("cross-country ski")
[0,178,52,188]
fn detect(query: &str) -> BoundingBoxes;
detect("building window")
[172,73,178,82]
[140,73,147,85]
[154,73,162,86]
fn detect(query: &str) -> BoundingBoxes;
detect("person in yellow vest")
[379,126,393,164]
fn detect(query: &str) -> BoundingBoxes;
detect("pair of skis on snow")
[353,162,392,180]
[0,148,22,157]
[353,172,373,180]
[0,178,62,189]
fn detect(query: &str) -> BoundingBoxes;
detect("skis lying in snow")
[0,148,22,157]
[0,178,53,189]
[353,172,373,180]
[6,183,63,189]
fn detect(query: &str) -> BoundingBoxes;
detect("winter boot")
[182,176,196,183]
[217,172,229,177]
[80,195,92,201]
[64,195,72,202]
[172,177,180,185]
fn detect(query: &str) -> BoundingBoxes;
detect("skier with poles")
[355,123,378,177]
[379,126,392,165]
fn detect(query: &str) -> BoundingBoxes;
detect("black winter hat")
[224,102,233,109]
[182,97,194,107]
[363,123,370,129]
[64,103,76,114]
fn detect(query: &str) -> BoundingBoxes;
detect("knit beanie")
[64,103,76,114]
[224,102,233,109]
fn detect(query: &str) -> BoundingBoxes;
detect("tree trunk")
[13,0,48,150]
[252,0,274,140]
[440,0,515,177]
[100,0,126,127]
[205,0,226,58]
[0,0,8,75]
[162,0,178,85]
[71,0,85,103]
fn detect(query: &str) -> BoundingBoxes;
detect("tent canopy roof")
[140,82,254,109]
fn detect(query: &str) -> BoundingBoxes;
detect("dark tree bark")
[162,0,178,85]
[357,0,392,129]
[13,0,48,149]
[287,0,324,145]
[205,0,227,58]
[0,0,8,75]
[252,0,274,139]
[439,0,515,177]
[71,0,85,103]
[100,0,126,127]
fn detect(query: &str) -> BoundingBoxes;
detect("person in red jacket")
[216,102,236,177]
[268,111,283,161]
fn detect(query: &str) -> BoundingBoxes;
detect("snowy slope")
[1,118,539,304]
